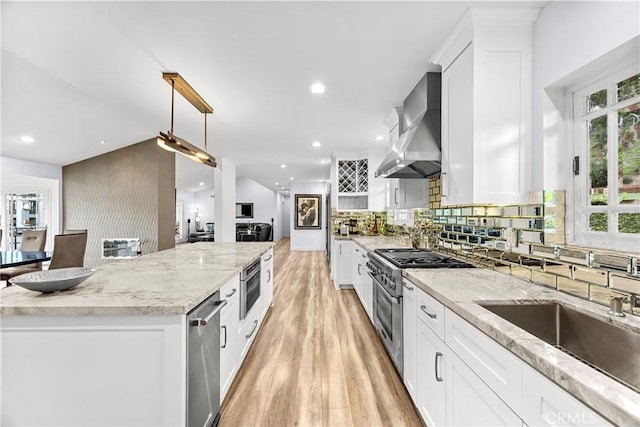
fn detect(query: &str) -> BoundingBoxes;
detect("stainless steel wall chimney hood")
[376,72,441,179]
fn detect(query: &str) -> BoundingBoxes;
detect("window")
[572,66,640,252]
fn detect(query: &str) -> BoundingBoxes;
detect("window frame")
[570,64,640,253]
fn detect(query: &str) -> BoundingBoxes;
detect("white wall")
[532,1,640,189]
[282,195,291,238]
[235,176,278,238]
[289,182,326,251]
[195,188,215,229]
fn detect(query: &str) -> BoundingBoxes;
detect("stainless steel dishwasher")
[187,291,227,427]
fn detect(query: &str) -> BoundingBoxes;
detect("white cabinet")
[332,239,353,288]
[352,244,373,321]
[445,307,523,414]
[387,179,428,210]
[521,364,612,427]
[336,157,369,210]
[431,8,539,205]
[411,284,446,427]
[402,278,613,427]
[220,276,240,403]
[402,280,417,401]
[367,150,387,211]
[331,151,387,211]
[417,317,446,427]
[260,248,274,319]
[446,347,521,426]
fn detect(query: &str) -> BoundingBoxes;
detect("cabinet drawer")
[239,309,260,362]
[521,363,612,427]
[220,274,240,306]
[445,308,522,415]
[415,286,445,340]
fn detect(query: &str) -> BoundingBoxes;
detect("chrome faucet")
[608,295,627,317]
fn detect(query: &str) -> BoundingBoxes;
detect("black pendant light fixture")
[157,72,216,167]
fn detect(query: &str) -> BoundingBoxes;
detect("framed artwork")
[294,194,321,230]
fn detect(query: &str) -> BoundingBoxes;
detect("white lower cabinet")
[402,280,611,427]
[352,244,373,321]
[219,277,240,403]
[417,316,446,427]
[445,307,522,415]
[445,347,521,426]
[331,239,353,288]
[521,363,612,427]
[260,248,274,319]
[402,279,417,401]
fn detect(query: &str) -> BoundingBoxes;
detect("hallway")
[220,239,422,426]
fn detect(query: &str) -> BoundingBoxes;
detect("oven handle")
[191,300,228,327]
[369,273,400,304]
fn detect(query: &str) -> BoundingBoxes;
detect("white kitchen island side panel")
[1,314,185,427]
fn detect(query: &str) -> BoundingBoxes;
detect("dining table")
[1,251,52,268]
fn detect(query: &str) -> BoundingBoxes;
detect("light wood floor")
[220,238,422,427]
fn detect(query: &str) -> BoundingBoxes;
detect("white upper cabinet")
[431,8,540,206]
[331,151,387,211]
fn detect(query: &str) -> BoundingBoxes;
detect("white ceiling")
[1,1,545,194]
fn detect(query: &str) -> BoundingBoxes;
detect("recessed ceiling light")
[376,135,384,141]
[19,135,35,143]
[290,177,294,180]
[281,164,286,168]
[312,141,321,148]
[199,182,204,186]
[275,182,279,186]
[310,82,325,94]
[320,159,328,164]
[99,140,107,144]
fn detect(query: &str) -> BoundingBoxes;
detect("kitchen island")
[0,242,273,427]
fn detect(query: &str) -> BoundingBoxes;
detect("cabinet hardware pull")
[420,304,437,319]
[246,319,259,339]
[357,264,362,275]
[264,254,273,262]
[191,300,228,327]
[267,270,271,282]
[340,245,342,255]
[435,352,443,382]
[221,325,227,348]
[441,172,448,198]
[402,283,414,291]
[225,288,237,298]
[395,187,399,205]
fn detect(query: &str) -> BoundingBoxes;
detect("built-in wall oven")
[240,258,261,320]
[367,248,473,376]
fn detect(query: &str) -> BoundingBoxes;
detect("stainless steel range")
[367,248,473,375]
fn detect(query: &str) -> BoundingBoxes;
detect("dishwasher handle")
[191,300,228,327]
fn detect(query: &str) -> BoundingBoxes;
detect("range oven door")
[371,273,403,376]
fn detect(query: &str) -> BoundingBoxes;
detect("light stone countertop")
[350,235,639,425]
[0,242,273,316]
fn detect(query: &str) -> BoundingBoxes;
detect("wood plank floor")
[220,238,422,427]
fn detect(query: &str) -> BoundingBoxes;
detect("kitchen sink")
[480,302,640,393]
